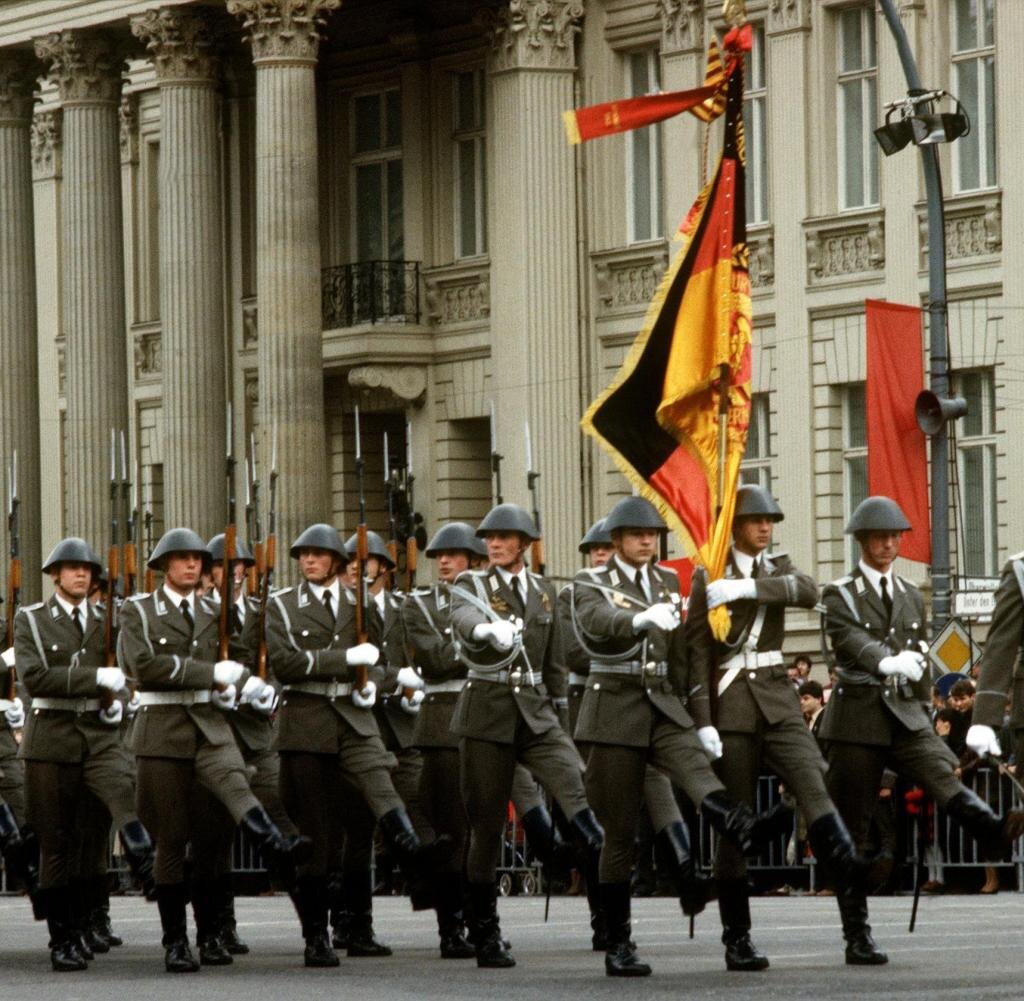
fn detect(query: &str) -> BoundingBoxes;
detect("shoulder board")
[528,572,544,585]
[270,586,294,598]
[579,567,603,581]
[21,601,44,613]
[411,586,433,596]
[831,575,853,587]
[126,593,149,604]
[656,563,678,577]
[766,550,788,560]
[1008,552,1024,564]
[198,597,217,612]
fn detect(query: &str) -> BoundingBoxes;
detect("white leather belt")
[591,660,668,678]
[467,668,538,687]
[425,679,465,694]
[568,672,588,687]
[136,690,213,706]
[719,650,784,672]
[31,697,102,712]
[283,680,353,699]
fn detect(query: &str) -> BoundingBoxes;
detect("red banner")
[865,300,931,563]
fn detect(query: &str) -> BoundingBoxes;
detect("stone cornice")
[130,7,220,85]
[227,0,340,66]
[0,51,36,124]
[34,29,123,104]
[482,1,584,73]
[659,0,704,56]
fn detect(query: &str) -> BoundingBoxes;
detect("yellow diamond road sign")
[929,618,981,675]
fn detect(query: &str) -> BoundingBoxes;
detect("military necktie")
[509,576,525,617]
[634,569,650,603]
[879,576,893,624]
[323,590,333,620]
[180,599,194,633]
[751,558,761,580]
[71,606,84,638]
[231,603,244,635]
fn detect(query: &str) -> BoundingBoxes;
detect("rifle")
[254,430,277,682]
[489,400,503,504]
[121,430,137,597]
[143,511,155,593]
[404,420,417,590]
[524,420,545,575]
[353,405,370,693]
[383,432,399,590]
[103,431,121,709]
[219,403,238,662]
[5,452,20,701]
[247,434,261,597]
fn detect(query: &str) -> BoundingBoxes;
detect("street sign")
[957,576,1000,592]
[928,617,982,675]
[953,590,996,619]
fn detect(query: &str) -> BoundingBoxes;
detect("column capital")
[34,30,123,104]
[767,0,811,36]
[0,51,36,124]
[481,0,584,73]
[130,7,221,84]
[31,108,62,180]
[227,0,339,65]
[659,0,704,56]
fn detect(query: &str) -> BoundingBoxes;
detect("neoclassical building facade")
[0,1,1017,656]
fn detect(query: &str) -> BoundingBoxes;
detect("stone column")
[228,0,338,553]
[34,31,128,547]
[131,8,228,535]
[0,54,42,599]
[485,1,584,577]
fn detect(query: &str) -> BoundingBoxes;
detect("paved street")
[1,892,1022,999]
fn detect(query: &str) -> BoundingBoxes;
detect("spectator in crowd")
[799,682,825,738]
[947,679,976,717]
[786,654,812,690]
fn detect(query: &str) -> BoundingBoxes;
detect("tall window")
[837,5,879,209]
[740,393,772,490]
[352,88,403,262]
[843,383,868,566]
[627,50,663,244]
[954,369,998,576]
[454,69,487,259]
[952,0,996,192]
[745,23,768,224]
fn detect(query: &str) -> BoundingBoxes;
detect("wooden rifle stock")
[218,523,237,663]
[4,556,18,701]
[101,547,119,709]
[405,537,417,591]
[531,538,545,575]
[124,541,137,597]
[354,524,369,692]
[255,533,274,682]
[248,540,261,597]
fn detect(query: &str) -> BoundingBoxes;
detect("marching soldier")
[571,496,788,977]
[561,518,707,949]
[449,503,603,969]
[820,496,1024,964]
[16,538,156,971]
[119,528,306,973]
[267,523,438,968]
[686,485,864,971]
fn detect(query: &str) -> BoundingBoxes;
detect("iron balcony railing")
[321,260,421,328]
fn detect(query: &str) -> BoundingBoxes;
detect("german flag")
[580,63,752,638]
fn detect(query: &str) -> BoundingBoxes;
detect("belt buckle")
[509,667,523,687]
[643,660,657,678]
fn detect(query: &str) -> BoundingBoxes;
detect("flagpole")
[716,363,730,519]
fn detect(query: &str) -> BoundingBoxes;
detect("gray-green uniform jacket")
[371,589,417,750]
[973,553,1024,730]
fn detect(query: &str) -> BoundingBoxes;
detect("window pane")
[954,0,976,52]
[630,51,649,96]
[356,163,383,261]
[842,80,865,207]
[631,129,652,241]
[956,60,980,190]
[750,24,765,88]
[866,76,879,204]
[961,446,987,575]
[479,139,488,253]
[354,94,381,154]
[864,8,876,67]
[456,71,476,131]
[458,139,477,257]
[746,405,762,458]
[846,384,866,447]
[961,371,984,437]
[984,56,997,187]
[840,8,863,72]
[385,90,402,149]
[847,455,868,515]
[982,0,994,47]
[387,159,403,261]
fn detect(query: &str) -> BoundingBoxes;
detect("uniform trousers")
[0,726,24,824]
[586,715,724,882]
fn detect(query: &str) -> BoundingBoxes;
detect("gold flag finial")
[722,0,747,27]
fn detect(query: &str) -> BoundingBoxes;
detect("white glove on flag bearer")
[878,650,925,683]
[966,724,1002,759]
[632,603,679,633]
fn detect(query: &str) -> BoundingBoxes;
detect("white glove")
[212,683,238,710]
[878,650,925,683]
[96,667,126,692]
[1,647,14,668]
[697,725,723,760]
[251,684,278,716]
[632,602,680,633]
[99,700,124,727]
[400,689,426,715]
[213,660,245,687]
[966,724,1002,759]
[4,696,24,729]
[472,620,520,652]
[345,642,380,668]
[706,577,758,609]
[240,676,266,704]
[126,691,141,719]
[352,680,377,709]
[395,666,424,692]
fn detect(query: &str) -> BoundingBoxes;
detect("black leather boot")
[435,873,475,959]
[601,882,651,977]
[518,804,572,866]
[837,886,887,965]
[718,878,769,971]
[0,804,39,895]
[468,881,515,968]
[945,789,1024,860]
[119,820,157,901]
[656,820,710,917]
[807,812,870,890]
[69,879,97,959]
[326,869,349,950]
[290,877,340,967]
[344,870,392,957]
[90,876,123,948]
[192,880,232,966]
[240,806,313,877]
[214,875,249,955]
[701,791,793,856]
[43,886,88,972]
[378,807,448,878]
[156,883,199,973]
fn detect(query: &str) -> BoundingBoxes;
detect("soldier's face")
[298,547,338,585]
[588,544,614,568]
[733,515,773,555]
[165,552,204,591]
[859,531,902,572]
[615,528,658,566]
[52,562,93,601]
[484,532,528,570]
[211,561,245,593]
[435,550,470,582]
